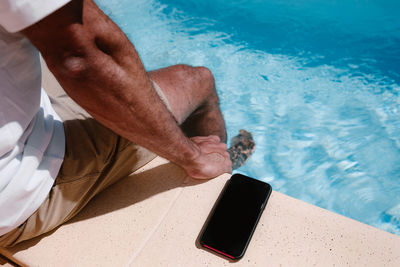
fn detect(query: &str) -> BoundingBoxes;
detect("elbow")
[61,55,89,78]
[43,27,93,79]
[42,46,90,80]
[45,53,90,79]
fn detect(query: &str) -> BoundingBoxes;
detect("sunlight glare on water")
[95,0,400,235]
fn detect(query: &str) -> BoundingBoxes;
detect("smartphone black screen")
[199,173,272,260]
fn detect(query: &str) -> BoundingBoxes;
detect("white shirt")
[0,0,70,236]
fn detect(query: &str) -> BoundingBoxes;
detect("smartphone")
[199,173,272,260]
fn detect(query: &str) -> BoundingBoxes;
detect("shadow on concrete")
[5,161,207,255]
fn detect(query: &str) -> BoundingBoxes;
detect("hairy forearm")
[22,0,200,167]
[53,44,200,166]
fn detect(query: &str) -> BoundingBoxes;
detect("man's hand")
[183,136,232,179]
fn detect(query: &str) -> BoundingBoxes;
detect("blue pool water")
[96,0,400,235]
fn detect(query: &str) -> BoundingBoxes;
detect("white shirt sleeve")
[0,0,71,32]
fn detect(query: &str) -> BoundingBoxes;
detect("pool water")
[96,0,400,235]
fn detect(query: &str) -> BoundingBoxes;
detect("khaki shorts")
[0,81,169,247]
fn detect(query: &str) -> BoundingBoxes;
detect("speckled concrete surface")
[1,62,399,267]
[1,158,189,267]
[130,170,400,267]
[1,157,400,267]
[0,158,400,266]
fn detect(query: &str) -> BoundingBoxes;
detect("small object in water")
[228,129,256,170]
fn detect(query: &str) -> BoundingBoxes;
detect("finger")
[223,150,230,158]
[209,135,221,142]
[221,155,233,174]
[190,135,220,143]
[191,138,225,149]
[226,160,233,174]
[200,142,228,154]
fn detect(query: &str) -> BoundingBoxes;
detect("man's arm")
[22,0,231,178]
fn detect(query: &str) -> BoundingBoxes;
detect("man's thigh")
[148,64,216,124]
[0,84,157,247]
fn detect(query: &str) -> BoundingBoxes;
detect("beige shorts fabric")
[0,80,170,247]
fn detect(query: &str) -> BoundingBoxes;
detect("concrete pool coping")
[1,62,399,266]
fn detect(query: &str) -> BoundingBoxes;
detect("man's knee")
[192,66,218,101]
[196,66,220,105]
[195,66,215,87]
[173,64,217,99]
[172,63,212,82]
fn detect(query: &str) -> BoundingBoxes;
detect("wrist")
[179,138,201,167]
